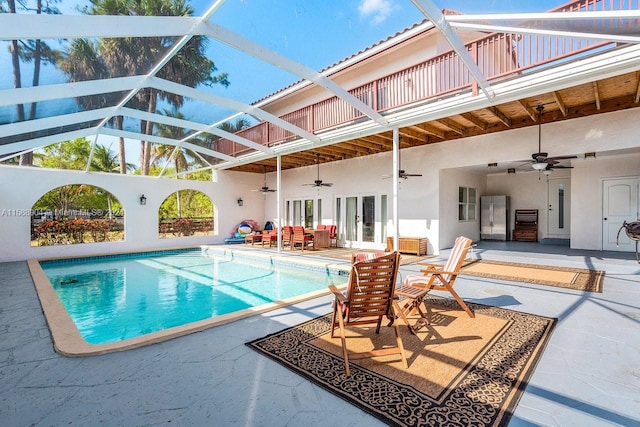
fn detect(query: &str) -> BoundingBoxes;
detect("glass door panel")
[304,199,314,228]
[362,195,375,242]
[346,196,357,241]
[293,200,302,226]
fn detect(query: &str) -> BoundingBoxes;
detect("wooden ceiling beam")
[413,122,446,138]
[553,91,567,116]
[358,135,389,151]
[398,132,425,146]
[459,112,487,130]
[635,71,640,103]
[518,100,538,121]
[435,118,466,135]
[592,81,601,110]
[339,141,383,155]
[486,106,511,127]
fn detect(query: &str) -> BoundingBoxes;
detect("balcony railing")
[213,0,638,159]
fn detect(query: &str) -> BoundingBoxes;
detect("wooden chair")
[291,226,313,251]
[261,228,278,247]
[244,232,263,245]
[328,251,407,377]
[328,225,337,247]
[398,236,474,322]
[281,226,293,248]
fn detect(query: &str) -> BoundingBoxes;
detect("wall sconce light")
[237,197,243,207]
[139,194,147,205]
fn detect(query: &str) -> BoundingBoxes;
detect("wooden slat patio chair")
[291,226,312,251]
[397,236,474,324]
[328,251,407,377]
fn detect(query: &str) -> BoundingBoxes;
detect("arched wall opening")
[158,189,214,238]
[30,184,125,247]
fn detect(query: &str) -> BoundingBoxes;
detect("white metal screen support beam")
[277,155,282,253]
[200,21,389,127]
[90,1,229,143]
[119,107,274,154]
[99,128,237,162]
[149,77,321,144]
[410,0,495,100]
[392,128,400,253]
[448,22,640,45]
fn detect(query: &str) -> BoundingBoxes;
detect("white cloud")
[358,0,396,25]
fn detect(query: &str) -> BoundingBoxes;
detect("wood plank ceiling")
[229,70,640,174]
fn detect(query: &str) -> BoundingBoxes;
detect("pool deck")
[1,241,639,426]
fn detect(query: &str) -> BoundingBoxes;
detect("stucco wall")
[570,154,640,250]
[0,166,263,262]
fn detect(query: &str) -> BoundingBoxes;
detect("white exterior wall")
[571,154,640,250]
[264,108,639,254]
[0,166,264,262]
[1,106,637,262]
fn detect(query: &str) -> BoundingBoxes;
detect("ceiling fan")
[528,105,577,171]
[382,149,422,180]
[251,165,277,194]
[303,154,333,188]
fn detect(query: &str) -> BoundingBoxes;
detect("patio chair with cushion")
[261,228,278,247]
[281,225,293,248]
[328,251,407,376]
[291,226,313,251]
[328,225,337,247]
[397,236,474,322]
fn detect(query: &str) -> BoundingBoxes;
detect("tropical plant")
[74,0,230,176]
[34,138,92,170]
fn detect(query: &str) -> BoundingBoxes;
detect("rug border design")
[461,259,604,293]
[246,297,557,427]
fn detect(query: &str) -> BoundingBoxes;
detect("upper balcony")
[212,0,640,171]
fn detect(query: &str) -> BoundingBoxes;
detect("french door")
[341,194,379,248]
[286,198,316,228]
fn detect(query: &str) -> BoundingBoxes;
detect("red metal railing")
[213,0,637,159]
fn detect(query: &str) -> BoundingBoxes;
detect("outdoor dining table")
[304,228,330,249]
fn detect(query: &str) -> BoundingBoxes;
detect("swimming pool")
[29,247,349,356]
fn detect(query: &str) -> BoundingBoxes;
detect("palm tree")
[60,36,129,174]
[6,0,61,166]
[83,0,229,176]
[89,144,134,218]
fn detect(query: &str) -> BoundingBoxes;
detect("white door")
[602,177,640,251]
[547,178,571,239]
[343,194,377,248]
[288,199,315,227]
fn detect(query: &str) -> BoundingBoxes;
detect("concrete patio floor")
[1,241,639,426]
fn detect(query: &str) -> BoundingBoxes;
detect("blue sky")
[1,0,564,135]
[203,0,563,106]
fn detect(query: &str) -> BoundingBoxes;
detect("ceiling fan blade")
[548,155,578,160]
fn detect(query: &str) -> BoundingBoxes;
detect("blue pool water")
[41,249,346,345]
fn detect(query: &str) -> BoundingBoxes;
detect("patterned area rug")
[247,297,556,427]
[460,259,604,293]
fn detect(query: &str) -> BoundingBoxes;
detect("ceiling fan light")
[542,169,553,176]
[532,162,547,171]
